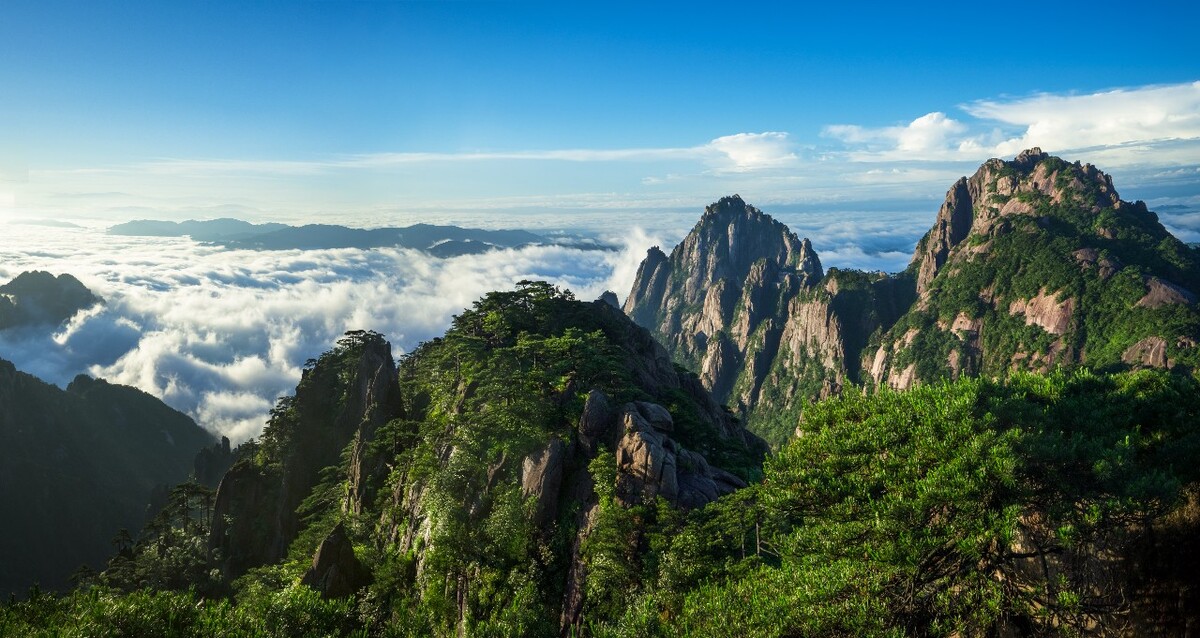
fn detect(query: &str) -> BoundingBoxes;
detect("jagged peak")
[700,194,754,220]
[1013,147,1048,168]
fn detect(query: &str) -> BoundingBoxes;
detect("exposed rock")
[633,400,673,432]
[1008,289,1075,335]
[623,195,823,406]
[345,339,405,514]
[916,177,975,295]
[1137,277,1196,308]
[614,402,745,509]
[577,389,616,454]
[520,438,567,527]
[1123,337,1171,368]
[890,363,917,390]
[598,290,621,309]
[301,522,371,598]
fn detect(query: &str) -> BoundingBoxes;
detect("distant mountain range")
[109,218,609,255]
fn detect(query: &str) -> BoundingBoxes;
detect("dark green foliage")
[594,369,1200,636]
[0,359,215,595]
[97,482,219,594]
[0,270,100,330]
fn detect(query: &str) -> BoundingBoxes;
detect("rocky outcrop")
[614,402,745,509]
[1137,277,1196,309]
[520,438,567,527]
[210,332,404,579]
[0,271,101,331]
[1008,289,1075,336]
[624,197,913,440]
[624,195,823,399]
[345,338,405,514]
[869,148,1200,390]
[301,522,371,598]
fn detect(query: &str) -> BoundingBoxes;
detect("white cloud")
[825,112,967,156]
[823,81,1200,167]
[0,224,655,443]
[703,132,798,172]
[966,82,1200,156]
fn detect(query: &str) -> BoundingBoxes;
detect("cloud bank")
[0,224,660,443]
[0,209,935,444]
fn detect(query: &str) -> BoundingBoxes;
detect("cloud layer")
[0,210,934,443]
[0,224,660,443]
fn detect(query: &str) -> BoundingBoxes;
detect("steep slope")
[205,282,765,634]
[0,359,214,594]
[624,196,912,444]
[870,148,1200,388]
[208,329,404,579]
[626,152,1200,445]
[0,271,101,331]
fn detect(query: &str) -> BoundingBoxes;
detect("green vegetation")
[888,160,1200,383]
[593,368,1200,636]
[7,358,1197,636]
[0,359,215,595]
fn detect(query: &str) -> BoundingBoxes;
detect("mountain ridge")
[624,149,1199,445]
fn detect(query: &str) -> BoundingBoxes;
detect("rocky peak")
[912,148,1126,294]
[870,149,1199,392]
[1013,146,1048,168]
[623,196,822,388]
[209,330,404,578]
[0,270,101,330]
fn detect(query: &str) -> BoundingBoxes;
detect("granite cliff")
[625,151,1199,444]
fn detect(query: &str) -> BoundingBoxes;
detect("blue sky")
[2,0,1199,225]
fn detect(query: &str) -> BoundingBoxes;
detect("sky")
[1,0,1199,225]
[1,1,1199,441]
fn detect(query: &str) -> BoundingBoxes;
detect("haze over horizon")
[1,1,1198,226]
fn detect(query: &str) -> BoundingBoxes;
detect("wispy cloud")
[703,132,798,172]
[823,81,1200,166]
[825,112,969,159]
[90,132,798,179]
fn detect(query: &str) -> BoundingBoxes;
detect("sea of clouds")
[0,203,1074,443]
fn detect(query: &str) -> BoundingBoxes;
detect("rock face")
[624,195,824,400]
[0,271,101,331]
[209,332,404,579]
[301,523,371,598]
[869,148,1199,390]
[626,152,1200,444]
[624,196,913,442]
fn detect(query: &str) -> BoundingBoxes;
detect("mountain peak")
[1014,146,1048,168]
[0,270,101,331]
[912,149,1127,294]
